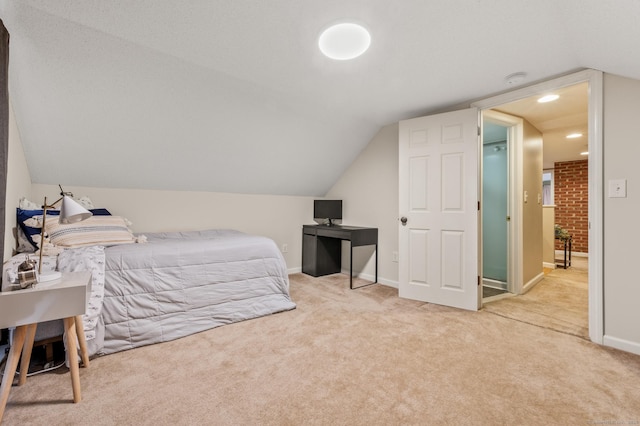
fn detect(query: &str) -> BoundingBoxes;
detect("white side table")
[0,271,91,420]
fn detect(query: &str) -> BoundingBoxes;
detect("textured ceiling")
[2,1,640,196]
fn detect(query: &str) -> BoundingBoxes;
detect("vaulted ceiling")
[2,1,640,196]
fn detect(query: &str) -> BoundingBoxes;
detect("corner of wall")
[4,100,32,261]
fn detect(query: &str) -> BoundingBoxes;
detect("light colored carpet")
[483,257,589,339]
[3,269,640,425]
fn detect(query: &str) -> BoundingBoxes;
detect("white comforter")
[100,229,295,355]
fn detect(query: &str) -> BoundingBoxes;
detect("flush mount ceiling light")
[538,94,560,103]
[566,133,583,139]
[318,23,371,60]
[581,151,589,156]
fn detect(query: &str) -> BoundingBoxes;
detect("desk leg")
[0,325,27,420]
[375,244,378,284]
[18,323,38,386]
[63,317,82,403]
[75,316,90,368]
[349,244,353,290]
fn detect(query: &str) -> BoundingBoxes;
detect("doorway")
[478,80,592,336]
[399,69,603,342]
[482,122,509,298]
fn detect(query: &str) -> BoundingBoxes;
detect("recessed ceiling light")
[566,133,583,139]
[538,94,560,103]
[580,151,589,156]
[318,23,371,60]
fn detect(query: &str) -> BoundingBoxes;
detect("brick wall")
[554,159,588,253]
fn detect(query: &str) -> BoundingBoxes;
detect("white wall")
[4,101,32,261]
[602,74,640,353]
[325,124,399,287]
[31,184,313,273]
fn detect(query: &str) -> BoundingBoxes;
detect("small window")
[542,169,554,205]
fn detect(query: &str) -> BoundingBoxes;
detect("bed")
[5,204,296,357]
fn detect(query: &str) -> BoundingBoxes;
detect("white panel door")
[399,108,479,311]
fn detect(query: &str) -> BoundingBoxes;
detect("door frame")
[481,110,524,295]
[472,69,604,344]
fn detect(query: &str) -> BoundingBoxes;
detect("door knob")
[506,216,511,222]
[400,217,408,226]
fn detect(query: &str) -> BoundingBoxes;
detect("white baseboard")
[339,269,398,288]
[554,250,589,258]
[358,272,398,289]
[293,269,398,289]
[603,335,640,356]
[522,272,544,294]
[543,262,556,269]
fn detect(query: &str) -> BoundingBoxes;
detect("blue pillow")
[17,207,112,250]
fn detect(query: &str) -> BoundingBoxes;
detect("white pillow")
[18,197,41,210]
[45,215,136,248]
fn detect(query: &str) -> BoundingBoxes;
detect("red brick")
[554,160,588,252]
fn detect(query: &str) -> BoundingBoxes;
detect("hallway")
[483,257,588,339]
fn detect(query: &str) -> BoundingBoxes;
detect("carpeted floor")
[483,257,589,339]
[2,268,639,425]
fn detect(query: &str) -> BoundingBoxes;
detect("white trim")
[293,270,397,288]
[472,69,604,346]
[521,272,544,294]
[554,250,589,258]
[339,270,398,288]
[378,278,399,289]
[587,70,604,345]
[603,335,640,356]
[482,291,513,303]
[543,262,556,269]
[471,69,598,109]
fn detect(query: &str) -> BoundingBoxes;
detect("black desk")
[302,225,378,289]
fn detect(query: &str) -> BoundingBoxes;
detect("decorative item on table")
[17,255,38,288]
[37,185,93,282]
[554,224,570,241]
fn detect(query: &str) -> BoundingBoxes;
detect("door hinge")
[477,276,481,286]
[477,201,480,211]
[478,126,481,136]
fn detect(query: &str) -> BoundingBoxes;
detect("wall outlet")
[281,244,288,253]
[392,251,399,262]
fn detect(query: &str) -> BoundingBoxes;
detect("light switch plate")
[608,179,627,198]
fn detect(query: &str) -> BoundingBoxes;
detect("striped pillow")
[45,215,136,248]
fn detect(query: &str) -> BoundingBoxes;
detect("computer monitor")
[313,200,342,226]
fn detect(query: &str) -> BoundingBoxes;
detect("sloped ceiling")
[2,1,640,196]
